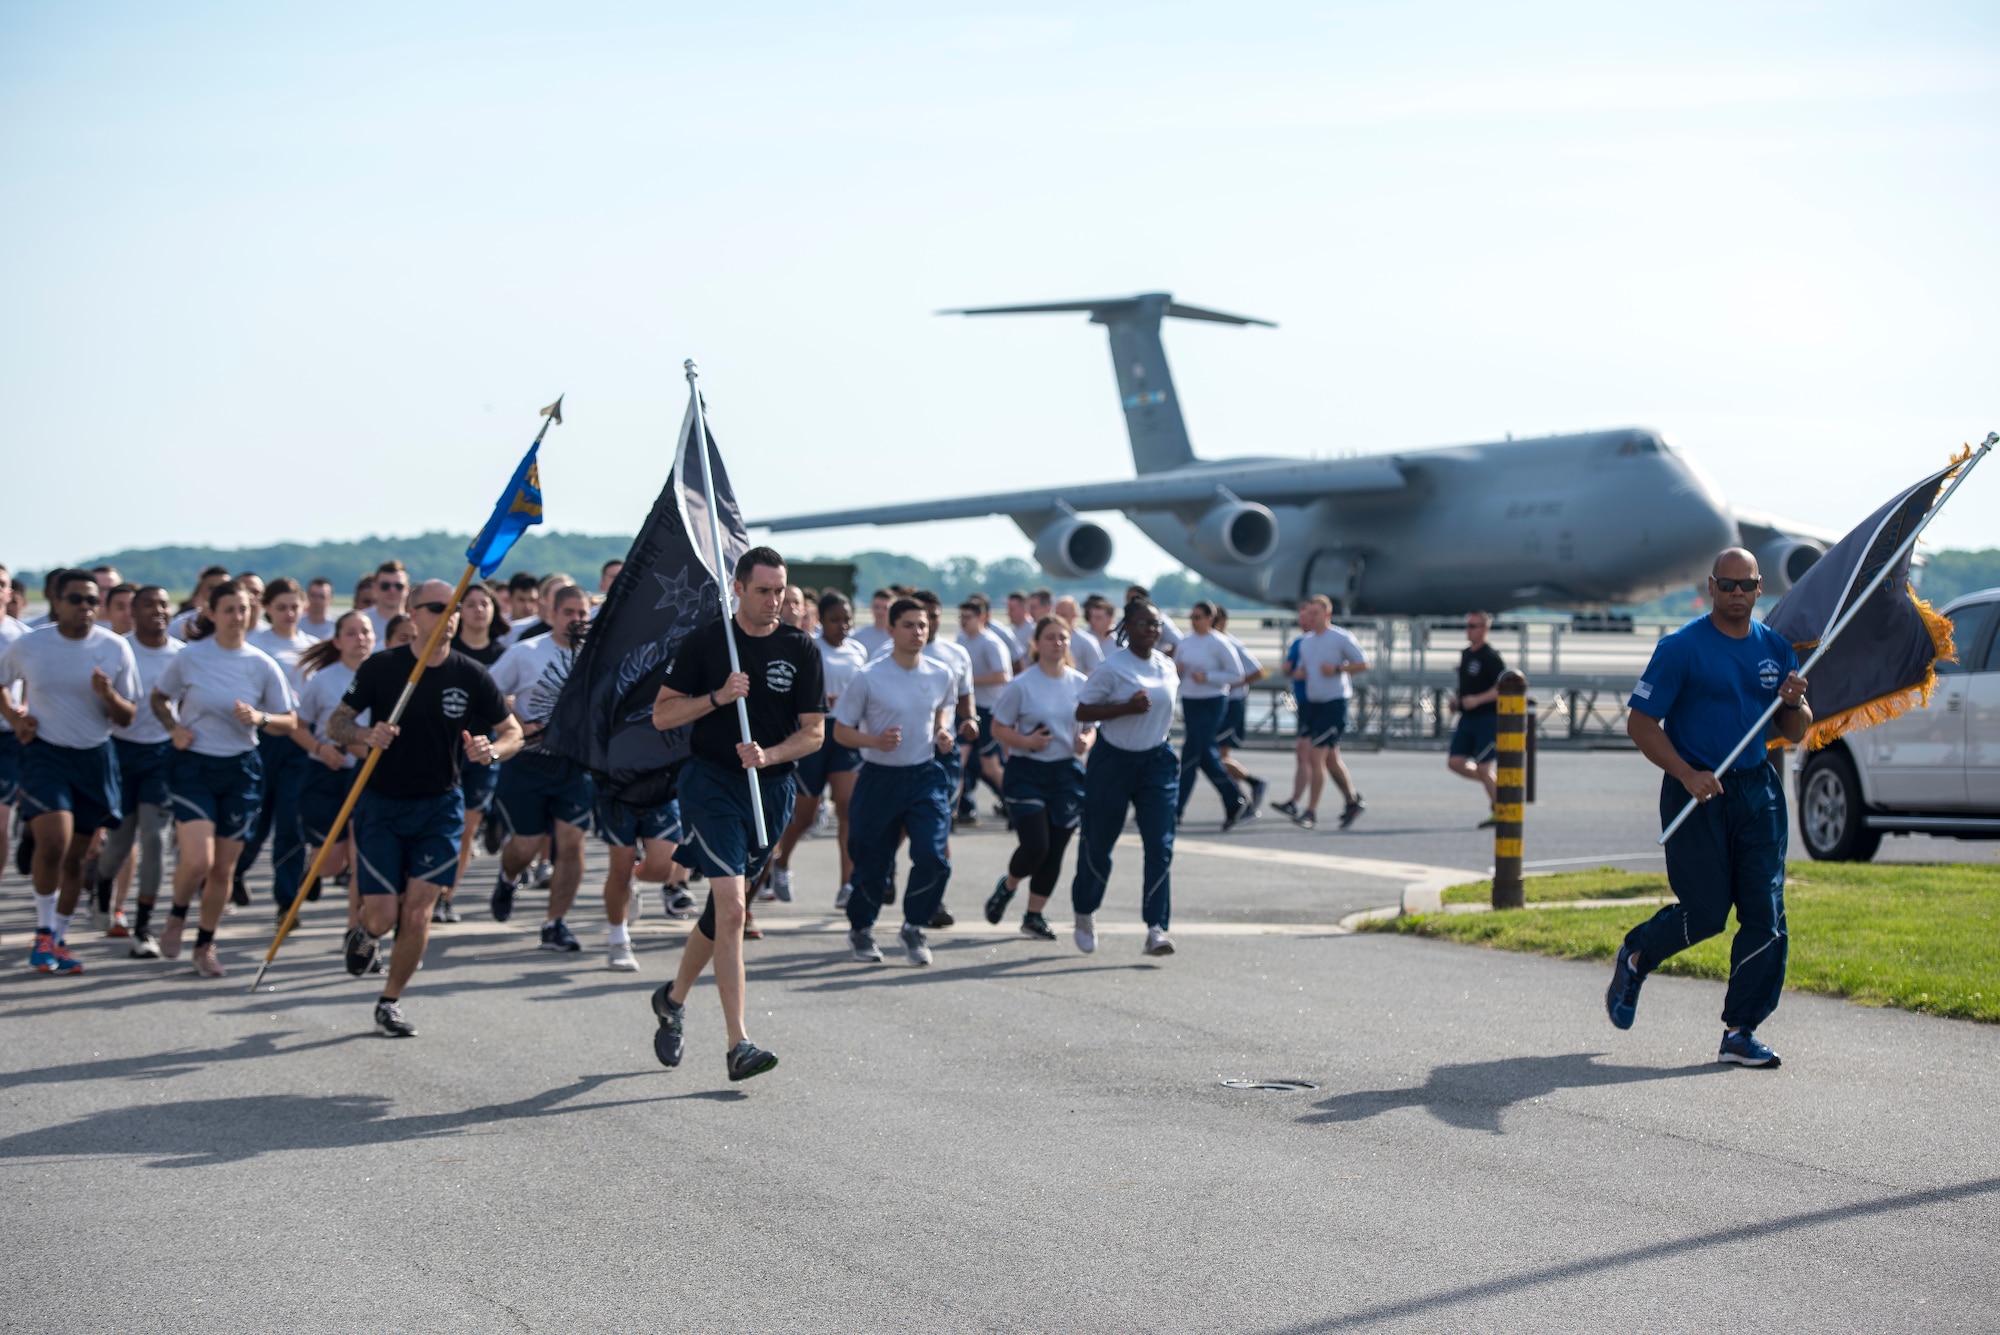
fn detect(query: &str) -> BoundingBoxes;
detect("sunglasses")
[1711,577,1762,593]
[413,600,451,614]
[62,593,101,606]
[376,581,407,591]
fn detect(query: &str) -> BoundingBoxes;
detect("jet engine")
[1190,498,1280,566]
[1032,514,1114,579]
[1755,537,1824,594]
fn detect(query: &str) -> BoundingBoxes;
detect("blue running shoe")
[490,871,517,922]
[539,920,580,953]
[1605,943,1645,1030]
[28,929,58,973]
[1718,1029,1781,1068]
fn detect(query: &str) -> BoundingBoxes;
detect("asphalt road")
[2,750,1996,1333]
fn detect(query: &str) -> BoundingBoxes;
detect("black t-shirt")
[664,618,827,778]
[451,635,507,668]
[341,646,510,799]
[1457,643,1506,717]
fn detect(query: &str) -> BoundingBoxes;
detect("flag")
[1761,446,1970,750]
[539,393,749,806]
[465,442,546,579]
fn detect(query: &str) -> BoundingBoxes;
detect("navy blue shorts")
[460,756,500,813]
[113,737,174,812]
[0,731,21,805]
[168,749,263,840]
[353,789,464,894]
[494,751,594,839]
[1298,698,1350,748]
[1217,697,1248,748]
[1449,711,1498,763]
[795,729,861,799]
[595,796,681,848]
[673,757,795,881]
[299,763,356,845]
[1002,755,1085,831]
[17,739,121,832]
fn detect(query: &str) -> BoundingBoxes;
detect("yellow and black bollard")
[1492,670,1528,910]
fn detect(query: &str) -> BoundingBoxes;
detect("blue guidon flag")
[465,399,559,578]
[1761,446,1970,750]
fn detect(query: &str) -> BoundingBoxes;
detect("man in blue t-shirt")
[1607,548,1812,1068]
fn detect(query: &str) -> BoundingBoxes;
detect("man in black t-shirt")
[1446,610,1507,828]
[331,579,522,1037]
[646,547,825,1082]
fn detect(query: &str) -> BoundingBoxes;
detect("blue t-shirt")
[1628,617,1799,773]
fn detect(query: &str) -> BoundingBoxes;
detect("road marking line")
[1126,834,1479,885]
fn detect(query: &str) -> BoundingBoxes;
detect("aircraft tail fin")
[940,293,1275,475]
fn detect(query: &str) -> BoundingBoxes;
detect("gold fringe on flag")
[1769,589,1958,752]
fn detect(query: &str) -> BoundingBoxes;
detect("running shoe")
[46,940,84,975]
[770,867,793,903]
[650,984,684,1066]
[984,875,1015,925]
[1477,807,1499,830]
[1293,809,1318,830]
[752,866,777,903]
[431,899,462,924]
[664,888,696,920]
[1718,1029,1781,1068]
[374,998,418,1038]
[107,911,130,938]
[1019,911,1056,941]
[1143,926,1175,957]
[530,860,554,890]
[849,928,882,963]
[305,878,322,902]
[344,926,380,977]
[230,872,251,907]
[1073,913,1096,955]
[1605,943,1645,1030]
[1338,796,1366,829]
[481,819,504,856]
[129,930,162,960]
[160,915,186,959]
[28,928,57,972]
[727,1040,778,1083]
[899,922,932,967]
[834,882,852,910]
[743,909,762,941]
[369,950,384,974]
[540,920,581,953]
[929,908,954,930]
[953,812,980,829]
[606,940,638,972]
[1248,777,1268,817]
[490,871,518,922]
[1220,801,1246,834]
[1271,799,1299,821]
[191,942,225,978]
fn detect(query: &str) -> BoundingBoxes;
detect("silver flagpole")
[684,359,769,847]
[1659,432,1995,845]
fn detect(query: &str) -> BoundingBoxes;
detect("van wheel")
[1799,750,1881,862]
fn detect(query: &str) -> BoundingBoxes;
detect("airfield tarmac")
[2,750,1995,1333]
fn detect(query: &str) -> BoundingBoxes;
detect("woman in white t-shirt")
[148,579,297,977]
[1069,597,1182,959]
[984,617,1093,942]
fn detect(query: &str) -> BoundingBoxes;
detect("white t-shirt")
[0,624,142,750]
[992,665,1090,763]
[296,661,363,769]
[848,624,890,659]
[1077,647,1179,752]
[1219,631,1258,701]
[1173,631,1245,701]
[834,654,958,768]
[152,637,292,757]
[364,607,403,653]
[248,627,322,697]
[1297,626,1367,702]
[1069,627,1106,677]
[816,636,870,706]
[1156,611,1184,651]
[166,609,202,642]
[113,634,186,745]
[490,633,574,730]
[957,625,1014,710]
[0,615,28,733]
[299,614,339,641]
[1002,618,1036,667]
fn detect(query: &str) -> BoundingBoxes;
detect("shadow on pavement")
[0,1030,367,1092]
[746,940,1153,993]
[0,1070,670,1167]
[1299,1052,1724,1134]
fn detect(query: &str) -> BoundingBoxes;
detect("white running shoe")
[834,882,852,910]
[1073,913,1096,954]
[1143,926,1175,957]
[607,941,639,972]
[771,867,793,903]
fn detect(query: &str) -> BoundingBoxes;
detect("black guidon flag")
[1761,446,1969,751]
[540,395,750,806]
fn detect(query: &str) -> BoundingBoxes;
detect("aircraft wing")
[757,455,1407,531]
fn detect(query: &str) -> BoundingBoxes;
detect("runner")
[849,588,893,658]
[955,594,1013,827]
[1000,590,1034,671]
[351,574,375,616]
[909,589,976,922]
[1124,584,1182,654]
[330,579,521,1035]
[765,590,867,906]
[1072,594,1115,676]
[276,611,374,917]
[104,582,137,637]
[148,579,296,977]
[1172,601,1247,829]
[0,570,142,974]
[239,578,321,903]
[983,615,1093,940]
[443,582,509,917]
[1446,611,1505,828]
[98,586,181,956]
[1070,597,1180,957]
[1273,596,1368,829]
[646,546,824,1081]
[167,566,230,640]
[363,561,409,648]
[500,571,541,643]
[300,577,339,640]
[1209,606,1267,814]
[383,615,416,651]
[834,596,957,965]
[1026,587,1055,624]
[779,584,808,629]
[488,584,592,951]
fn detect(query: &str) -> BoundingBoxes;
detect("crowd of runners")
[0,551,1509,1075]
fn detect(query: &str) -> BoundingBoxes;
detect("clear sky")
[3,2,1995,579]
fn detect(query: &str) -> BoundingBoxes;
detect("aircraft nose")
[1655,461,1739,566]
